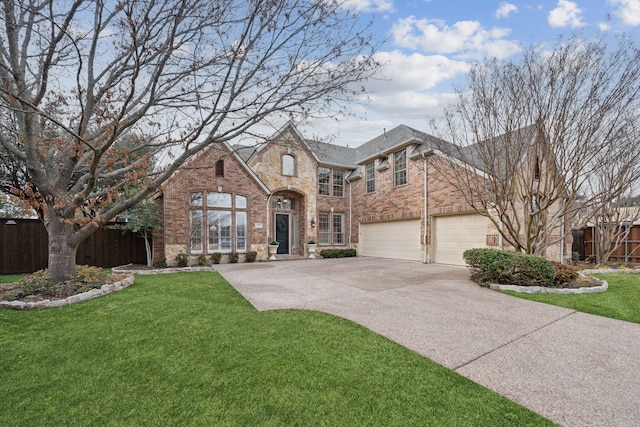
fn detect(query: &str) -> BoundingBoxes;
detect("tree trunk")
[143,230,153,267]
[47,214,80,283]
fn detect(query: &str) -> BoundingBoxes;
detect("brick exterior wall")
[160,144,269,265]
[160,125,570,264]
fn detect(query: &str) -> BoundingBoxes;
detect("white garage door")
[433,214,487,265]
[359,220,421,261]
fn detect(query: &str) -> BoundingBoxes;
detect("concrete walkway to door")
[214,257,640,427]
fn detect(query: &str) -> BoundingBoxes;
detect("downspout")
[560,213,565,263]
[422,153,429,264]
[348,179,353,248]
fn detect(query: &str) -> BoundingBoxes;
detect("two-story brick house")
[156,122,569,265]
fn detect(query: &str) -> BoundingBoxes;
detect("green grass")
[505,274,640,324]
[0,272,553,426]
[0,274,23,284]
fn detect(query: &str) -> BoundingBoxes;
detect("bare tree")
[0,0,380,282]
[435,35,640,258]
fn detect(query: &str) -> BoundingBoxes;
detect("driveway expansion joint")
[452,309,578,371]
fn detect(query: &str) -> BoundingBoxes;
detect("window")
[534,156,541,180]
[332,170,344,197]
[190,210,204,253]
[318,211,345,246]
[319,167,331,195]
[282,154,295,176]
[215,160,224,177]
[332,214,345,244]
[394,149,407,186]
[318,212,330,245]
[318,167,345,197]
[365,162,375,193]
[190,191,248,253]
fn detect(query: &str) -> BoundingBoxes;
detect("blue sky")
[299,0,640,146]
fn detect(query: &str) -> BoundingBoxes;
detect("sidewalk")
[214,258,640,427]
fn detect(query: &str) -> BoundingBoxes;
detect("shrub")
[229,252,239,263]
[245,251,257,263]
[570,251,580,265]
[211,253,222,264]
[463,248,556,287]
[197,255,208,266]
[14,265,108,299]
[551,261,579,286]
[15,269,53,297]
[319,248,357,258]
[75,265,108,286]
[175,252,189,267]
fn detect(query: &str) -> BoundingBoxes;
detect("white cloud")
[391,17,520,60]
[374,50,470,92]
[298,50,466,145]
[609,0,640,26]
[496,2,518,19]
[548,0,586,28]
[598,21,612,31]
[343,0,394,12]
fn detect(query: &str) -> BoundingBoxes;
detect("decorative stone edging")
[489,271,609,295]
[0,275,135,310]
[112,266,217,275]
[580,268,640,275]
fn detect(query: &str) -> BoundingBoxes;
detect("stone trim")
[0,275,135,310]
[489,271,610,294]
[113,266,216,275]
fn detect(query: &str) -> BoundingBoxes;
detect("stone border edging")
[489,271,610,295]
[112,266,217,275]
[0,275,135,310]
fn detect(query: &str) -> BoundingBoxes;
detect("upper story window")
[365,162,375,193]
[215,160,224,177]
[318,167,345,197]
[282,154,295,176]
[394,149,407,187]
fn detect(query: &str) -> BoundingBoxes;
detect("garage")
[433,213,488,265]
[359,220,422,262]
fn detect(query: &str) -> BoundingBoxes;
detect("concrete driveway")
[214,257,640,427]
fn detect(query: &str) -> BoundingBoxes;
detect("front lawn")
[0,272,552,426]
[0,274,23,284]
[505,273,640,324]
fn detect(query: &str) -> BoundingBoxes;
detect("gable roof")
[164,141,270,195]
[305,139,357,168]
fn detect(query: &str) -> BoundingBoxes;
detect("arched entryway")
[271,190,306,255]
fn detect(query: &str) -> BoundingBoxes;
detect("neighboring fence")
[0,219,148,274]
[578,225,640,264]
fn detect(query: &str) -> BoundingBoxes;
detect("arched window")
[282,154,295,176]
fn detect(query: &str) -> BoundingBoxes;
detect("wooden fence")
[578,225,640,264]
[0,219,148,274]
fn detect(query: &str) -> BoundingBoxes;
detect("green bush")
[211,253,222,264]
[319,248,357,258]
[175,252,189,267]
[463,248,556,287]
[197,255,208,266]
[229,252,239,263]
[245,251,257,263]
[14,266,107,299]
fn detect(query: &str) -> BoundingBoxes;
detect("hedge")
[463,248,556,286]
[319,248,357,258]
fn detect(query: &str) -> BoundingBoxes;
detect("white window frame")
[394,149,407,187]
[365,162,375,193]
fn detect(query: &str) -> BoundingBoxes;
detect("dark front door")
[275,214,289,254]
